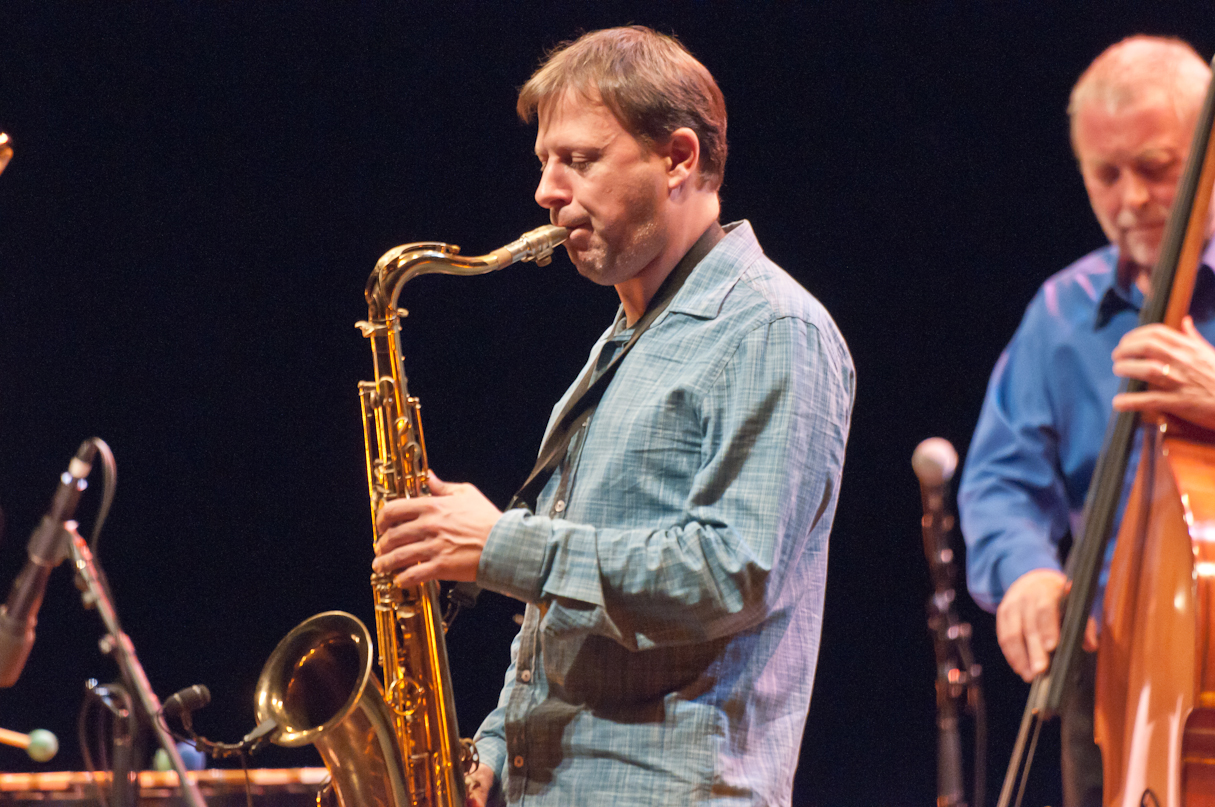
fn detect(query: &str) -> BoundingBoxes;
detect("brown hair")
[518,26,728,190]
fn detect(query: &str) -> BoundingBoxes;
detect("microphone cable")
[158,684,274,807]
[77,679,137,807]
[85,438,116,554]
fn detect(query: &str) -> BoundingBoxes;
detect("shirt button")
[513,755,525,769]
[553,499,566,513]
[520,669,532,683]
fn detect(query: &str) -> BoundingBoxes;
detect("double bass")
[998,55,1215,807]
[1094,55,1215,804]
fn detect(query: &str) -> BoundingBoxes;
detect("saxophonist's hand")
[464,763,496,807]
[373,471,502,587]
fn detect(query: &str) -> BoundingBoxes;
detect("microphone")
[0,441,98,688]
[913,437,959,544]
[913,437,959,580]
[162,685,211,721]
[162,684,277,756]
[912,436,958,489]
[913,437,979,807]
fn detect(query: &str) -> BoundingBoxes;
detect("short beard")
[576,183,664,286]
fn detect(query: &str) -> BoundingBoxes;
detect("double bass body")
[1096,423,1215,807]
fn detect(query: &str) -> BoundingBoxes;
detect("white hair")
[1068,36,1211,146]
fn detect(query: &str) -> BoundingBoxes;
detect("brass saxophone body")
[254,225,567,807]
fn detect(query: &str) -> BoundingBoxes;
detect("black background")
[0,3,1211,805]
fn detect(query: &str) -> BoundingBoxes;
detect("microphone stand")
[921,467,986,807]
[67,523,207,807]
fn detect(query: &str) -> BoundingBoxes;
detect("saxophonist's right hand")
[464,763,496,807]
[373,471,503,587]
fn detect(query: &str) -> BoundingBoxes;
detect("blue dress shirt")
[960,240,1215,613]
[473,221,855,806]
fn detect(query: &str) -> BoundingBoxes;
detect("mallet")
[0,727,58,762]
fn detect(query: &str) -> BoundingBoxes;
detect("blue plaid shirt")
[474,221,855,806]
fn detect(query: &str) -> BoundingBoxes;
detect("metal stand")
[922,488,986,807]
[67,523,207,807]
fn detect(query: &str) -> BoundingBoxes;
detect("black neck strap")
[508,221,726,511]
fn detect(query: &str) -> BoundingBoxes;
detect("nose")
[535,160,570,211]
[1120,169,1151,211]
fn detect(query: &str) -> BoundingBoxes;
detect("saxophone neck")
[365,225,569,319]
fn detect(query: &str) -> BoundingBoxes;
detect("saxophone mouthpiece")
[511,225,568,267]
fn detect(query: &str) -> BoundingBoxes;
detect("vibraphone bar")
[0,767,328,807]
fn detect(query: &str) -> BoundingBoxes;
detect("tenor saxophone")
[254,224,567,807]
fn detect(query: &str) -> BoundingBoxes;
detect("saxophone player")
[373,26,854,807]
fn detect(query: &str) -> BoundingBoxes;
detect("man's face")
[1073,94,1194,275]
[534,91,671,287]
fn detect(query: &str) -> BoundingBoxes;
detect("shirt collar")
[604,220,762,331]
[664,220,761,320]
[1095,238,1215,328]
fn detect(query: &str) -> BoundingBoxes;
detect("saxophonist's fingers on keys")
[375,495,430,534]
[374,533,432,573]
[426,469,453,493]
[393,558,443,588]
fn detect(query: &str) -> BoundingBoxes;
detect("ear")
[662,127,701,191]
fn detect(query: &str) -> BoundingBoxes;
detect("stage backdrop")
[0,3,1212,805]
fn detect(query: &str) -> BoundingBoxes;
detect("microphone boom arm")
[68,526,206,807]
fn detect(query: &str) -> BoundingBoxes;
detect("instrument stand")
[67,522,208,807]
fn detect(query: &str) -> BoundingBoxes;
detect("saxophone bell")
[255,611,411,807]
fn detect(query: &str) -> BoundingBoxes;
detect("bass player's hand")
[373,471,502,587]
[997,568,1067,681]
[997,568,1098,681]
[1113,316,1215,430]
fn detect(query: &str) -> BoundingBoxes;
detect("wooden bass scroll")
[1094,58,1215,807]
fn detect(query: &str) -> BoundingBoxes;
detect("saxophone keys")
[386,676,426,719]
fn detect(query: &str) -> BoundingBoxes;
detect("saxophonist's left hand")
[373,471,503,587]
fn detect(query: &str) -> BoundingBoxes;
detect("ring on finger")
[1162,362,1171,379]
